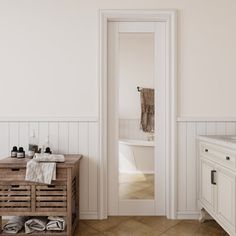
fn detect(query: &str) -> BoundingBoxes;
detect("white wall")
[119,119,148,140]
[1,0,236,220]
[119,33,154,119]
[1,0,236,117]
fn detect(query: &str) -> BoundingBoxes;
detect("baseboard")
[80,211,98,220]
[177,211,200,220]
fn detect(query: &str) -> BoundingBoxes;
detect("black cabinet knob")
[226,156,230,160]
[205,149,208,152]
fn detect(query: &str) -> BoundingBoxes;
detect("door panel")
[217,167,235,228]
[200,159,215,213]
[108,21,167,215]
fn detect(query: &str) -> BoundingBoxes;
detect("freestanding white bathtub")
[119,139,154,173]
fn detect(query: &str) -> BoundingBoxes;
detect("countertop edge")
[197,135,236,150]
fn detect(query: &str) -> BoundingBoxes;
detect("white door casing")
[99,10,177,219]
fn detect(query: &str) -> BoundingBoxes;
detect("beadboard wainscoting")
[1,117,236,220]
[119,119,148,140]
[177,119,236,219]
[0,118,99,220]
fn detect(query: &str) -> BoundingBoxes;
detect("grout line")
[158,220,183,235]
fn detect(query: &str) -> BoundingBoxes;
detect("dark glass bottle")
[17,147,25,158]
[44,147,52,154]
[11,146,18,158]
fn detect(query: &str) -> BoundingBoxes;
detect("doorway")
[99,10,177,219]
[108,21,165,215]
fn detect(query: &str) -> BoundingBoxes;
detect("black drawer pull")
[226,156,230,160]
[211,170,216,185]
[11,185,19,188]
[47,185,55,188]
[205,149,208,152]
[11,168,20,171]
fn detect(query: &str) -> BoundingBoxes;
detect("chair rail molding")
[0,116,98,122]
[178,117,236,122]
[99,9,177,219]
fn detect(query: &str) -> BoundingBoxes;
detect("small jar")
[11,146,18,158]
[44,147,52,154]
[17,147,25,158]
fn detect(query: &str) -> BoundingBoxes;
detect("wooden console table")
[0,154,82,236]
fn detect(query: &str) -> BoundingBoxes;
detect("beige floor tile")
[74,221,104,236]
[83,216,131,232]
[78,217,227,236]
[194,220,228,236]
[160,220,202,235]
[119,173,154,199]
[103,218,155,236]
[133,216,180,234]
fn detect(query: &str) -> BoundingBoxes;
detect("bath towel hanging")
[139,88,155,133]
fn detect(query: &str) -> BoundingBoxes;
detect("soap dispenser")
[28,130,38,158]
[41,135,50,154]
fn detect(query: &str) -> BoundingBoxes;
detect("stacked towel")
[25,217,48,234]
[3,216,27,234]
[46,217,66,231]
[34,153,65,162]
[25,160,56,184]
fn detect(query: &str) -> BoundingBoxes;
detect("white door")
[107,21,167,215]
[217,166,235,229]
[200,159,215,213]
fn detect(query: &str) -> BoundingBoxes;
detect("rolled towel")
[46,217,66,231]
[25,217,48,234]
[3,216,27,234]
[34,153,65,163]
[25,159,56,184]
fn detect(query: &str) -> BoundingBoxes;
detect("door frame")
[99,9,178,219]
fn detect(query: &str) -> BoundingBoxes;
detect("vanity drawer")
[0,168,26,180]
[200,142,236,169]
[0,183,31,212]
[35,181,67,212]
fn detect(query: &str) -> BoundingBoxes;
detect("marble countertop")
[197,135,236,149]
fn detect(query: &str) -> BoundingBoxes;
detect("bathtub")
[119,139,154,173]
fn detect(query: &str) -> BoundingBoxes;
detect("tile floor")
[76,216,227,236]
[119,173,154,199]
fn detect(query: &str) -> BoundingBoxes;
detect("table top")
[0,154,82,168]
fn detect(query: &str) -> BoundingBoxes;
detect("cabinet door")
[200,159,215,213]
[217,167,235,229]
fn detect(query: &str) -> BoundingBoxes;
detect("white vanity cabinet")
[198,136,236,236]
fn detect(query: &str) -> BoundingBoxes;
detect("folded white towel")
[25,159,56,184]
[46,217,66,231]
[3,216,27,234]
[25,217,48,234]
[34,153,65,162]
